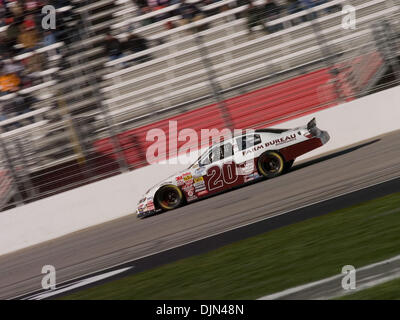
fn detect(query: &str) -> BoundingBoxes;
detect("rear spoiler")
[307,118,317,131]
[307,118,321,137]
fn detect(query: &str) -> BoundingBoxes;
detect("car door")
[234,134,263,177]
[198,141,242,195]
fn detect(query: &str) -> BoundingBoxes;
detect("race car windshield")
[188,151,207,169]
[189,146,213,169]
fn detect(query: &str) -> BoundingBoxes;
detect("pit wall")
[1,86,399,256]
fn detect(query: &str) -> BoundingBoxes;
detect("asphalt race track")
[1,130,400,299]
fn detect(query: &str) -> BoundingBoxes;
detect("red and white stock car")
[136,118,330,218]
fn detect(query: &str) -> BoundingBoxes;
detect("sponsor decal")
[242,144,264,156]
[197,190,208,196]
[183,172,192,179]
[242,134,297,156]
[193,176,206,192]
[265,134,296,148]
[183,183,193,190]
[175,175,184,186]
[147,201,155,210]
[183,184,195,195]
[194,167,206,176]
[194,176,204,183]
[244,173,259,183]
[187,195,198,201]
[195,185,206,192]
[183,172,194,185]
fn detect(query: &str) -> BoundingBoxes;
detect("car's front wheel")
[155,185,184,211]
[257,151,285,178]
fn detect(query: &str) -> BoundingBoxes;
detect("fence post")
[194,33,234,131]
[372,20,400,81]
[14,137,37,200]
[307,8,345,103]
[72,2,129,174]
[0,136,24,206]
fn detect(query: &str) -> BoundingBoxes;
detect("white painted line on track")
[24,267,132,300]
[258,255,400,300]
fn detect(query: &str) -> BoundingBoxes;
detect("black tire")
[257,151,285,178]
[155,185,184,211]
[283,159,295,173]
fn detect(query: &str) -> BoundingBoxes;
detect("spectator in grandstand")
[56,9,80,45]
[0,35,9,56]
[52,0,72,8]
[245,0,268,34]
[5,20,19,54]
[0,99,18,130]
[0,4,6,20]
[176,0,207,31]
[0,17,6,28]
[286,0,310,25]
[104,33,124,62]
[23,13,36,30]
[0,67,20,95]
[2,58,23,75]
[124,33,152,63]
[43,29,56,47]
[25,52,44,74]
[0,91,35,130]
[25,0,41,14]
[314,0,342,14]
[201,0,226,18]
[17,24,39,52]
[263,0,283,33]
[235,0,250,19]
[133,0,148,10]
[299,0,318,20]
[147,0,170,22]
[14,91,35,116]
[8,1,24,25]
[177,0,202,21]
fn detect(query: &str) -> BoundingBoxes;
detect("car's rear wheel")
[257,151,285,178]
[155,185,184,211]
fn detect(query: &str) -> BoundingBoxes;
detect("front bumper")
[137,210,157,219]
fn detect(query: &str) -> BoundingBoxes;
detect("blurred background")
[0,0,399,210]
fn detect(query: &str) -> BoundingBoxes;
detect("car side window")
[222,142,234,159]
[201,143,234,165]
[209,147,221,163]
[236,135,262,151]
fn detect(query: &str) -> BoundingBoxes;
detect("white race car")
[136,118,330,218]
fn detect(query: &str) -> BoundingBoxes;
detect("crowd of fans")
[127,0,342,32]
[0,0,72,130]
[0,0,343,128]
[104,0,342,63]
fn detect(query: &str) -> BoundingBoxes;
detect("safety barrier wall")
[0,85,399,256]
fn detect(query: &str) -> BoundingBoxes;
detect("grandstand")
[0,0,399,209]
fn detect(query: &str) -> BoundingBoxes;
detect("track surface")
[1,130,400,299]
